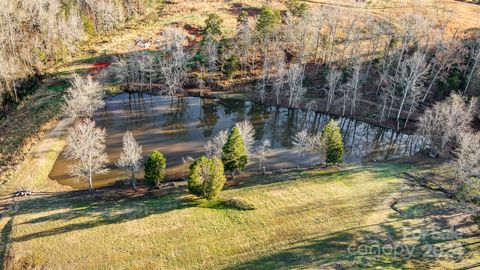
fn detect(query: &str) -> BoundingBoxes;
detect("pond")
[49,93,422,189]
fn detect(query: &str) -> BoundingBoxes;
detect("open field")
[3,163,479,269]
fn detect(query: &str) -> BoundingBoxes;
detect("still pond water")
[49,93,422,189]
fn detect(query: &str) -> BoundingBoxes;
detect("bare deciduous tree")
[204,38,219,75]
[326,68,342,112]
[272,55,287,106]
[292,129,310,165]
[236,120,256,156]
[287,63,306,108]
[451,131,480,183]
[158,27,190,96]
[63,75,105,119]
[65,119,109,191]
[396,51,429,129]
[116,131,143,190]
[417,93,478,154]
[205,129,228,158]
[253,139,271,171]
[423,38,464,102]
[236,18,253,72]
[283,11,314,65]
[346,64,363,116]
[338,84,349,117]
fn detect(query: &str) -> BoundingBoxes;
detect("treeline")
[104,1,480,130]
[0,0,151,114]
[417,93,480,204]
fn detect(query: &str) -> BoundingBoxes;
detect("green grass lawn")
[4,164,480,269]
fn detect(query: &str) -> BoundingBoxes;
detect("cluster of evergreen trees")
[186,119,344,200]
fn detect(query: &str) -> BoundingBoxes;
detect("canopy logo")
[347,224,465,260]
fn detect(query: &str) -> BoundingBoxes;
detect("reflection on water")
[49,93,422,189]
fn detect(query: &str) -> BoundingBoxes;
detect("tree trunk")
[88,171,93,191]
[396,87,410,129]
[464,53,479,94]
[380,96,387,123]
[132,170,137,190]
[423,68,442,102]
[404,103,415,128]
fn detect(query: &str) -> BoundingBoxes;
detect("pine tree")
[255,5,281,37]
[222,127,248,174]
[322,120,344,165]
[285,0,309,17]
[202,13,223,39]
[187,156,226,199]
[144,151,167,187]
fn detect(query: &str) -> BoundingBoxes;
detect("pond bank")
[49,92,421,189]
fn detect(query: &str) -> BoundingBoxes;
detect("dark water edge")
[49,93,422,189]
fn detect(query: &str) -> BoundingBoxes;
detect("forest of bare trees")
[96,2,480,132]
[0,0,150,116]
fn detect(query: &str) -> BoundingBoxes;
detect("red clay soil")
[86,61,113,77]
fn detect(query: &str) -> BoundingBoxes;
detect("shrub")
[188,156,226,199]
[222,127,248,174]
[457,178,480,205]
[322,120,344,164]
[144,151,167,187]
[81,15,95,36]
[222,55,239,79]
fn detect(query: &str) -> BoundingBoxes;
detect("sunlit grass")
[6,164,478,269]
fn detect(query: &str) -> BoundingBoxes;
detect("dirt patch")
[86,61,113,77]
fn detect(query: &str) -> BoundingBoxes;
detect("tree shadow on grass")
[224,166,367,192]
[11,184,259,244]
[10,187,194,243]
[225,217,479,270]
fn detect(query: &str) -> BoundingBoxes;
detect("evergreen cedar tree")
[255,5,281,36]
[222,127,248,173]
[322,120,344,164]
[285,0,309,17]
[187,156,226,199]
[222,55,240,79]
[202,13,223,38]
[144,151,167,187]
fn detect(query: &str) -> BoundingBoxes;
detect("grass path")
[5,117,72,194]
